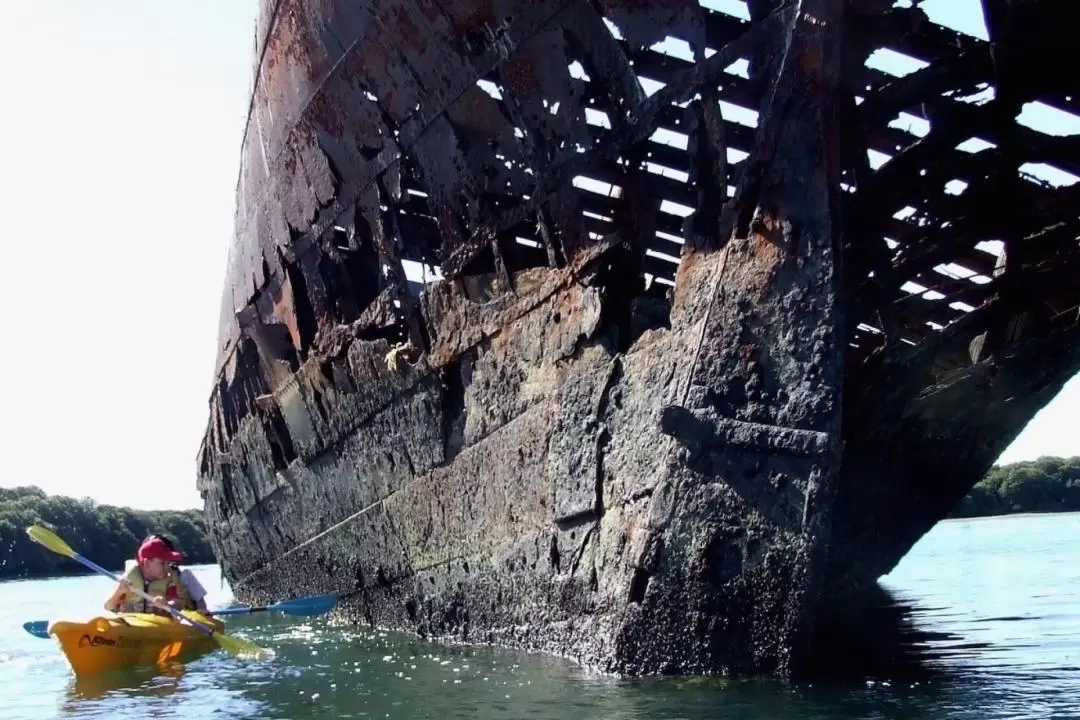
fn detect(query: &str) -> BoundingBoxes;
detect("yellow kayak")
[48,610,225,676]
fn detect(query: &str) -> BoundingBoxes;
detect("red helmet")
[137,535,184,564]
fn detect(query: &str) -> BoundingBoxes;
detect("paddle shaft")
[26,593,338,636]
[211,605,272,616]
[68,551,218,638]
[210,594,338,617]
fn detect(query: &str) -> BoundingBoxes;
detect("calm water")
[2,513,1077,719]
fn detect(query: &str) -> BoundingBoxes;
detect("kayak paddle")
[22,593,340,638]
[22,620,49,639]
[211,594,339,617]
[24,524,271,660]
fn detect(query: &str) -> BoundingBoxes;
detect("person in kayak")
[104,534,209,616]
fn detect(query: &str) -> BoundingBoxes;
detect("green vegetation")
[952,455,1080,518]
[0,486,214,579]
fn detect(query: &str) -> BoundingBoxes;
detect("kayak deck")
[48,610,224,676]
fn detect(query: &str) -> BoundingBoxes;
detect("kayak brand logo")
[77,633,143,649]
[77,634,116,648]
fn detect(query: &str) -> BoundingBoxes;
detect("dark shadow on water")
[804,583,974,685]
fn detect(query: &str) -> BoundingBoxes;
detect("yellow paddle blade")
[26,525,76,558]
[213,630,274,660]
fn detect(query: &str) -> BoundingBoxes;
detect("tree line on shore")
[0,486,214,580]
[1,456,1076,579]
[949,455,1080,518]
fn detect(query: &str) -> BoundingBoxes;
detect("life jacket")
[116,560,195,615]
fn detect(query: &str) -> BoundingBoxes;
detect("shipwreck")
[197,0,1080,678]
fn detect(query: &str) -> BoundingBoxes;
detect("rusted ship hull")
[198,0,1080,677]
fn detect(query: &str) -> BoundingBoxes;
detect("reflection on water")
[1,512,1078,719]
[66,662,187,702]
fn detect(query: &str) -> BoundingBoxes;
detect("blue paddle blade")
[273,594,339,617]
[23,621,49,639]
[212,594,339,618]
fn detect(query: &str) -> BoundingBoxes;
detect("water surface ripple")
[1,512,1076,719]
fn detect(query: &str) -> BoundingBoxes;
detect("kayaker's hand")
[106,580,132,611]
[150,595,170,611]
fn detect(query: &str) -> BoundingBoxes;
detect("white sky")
[0,0,1074,511]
